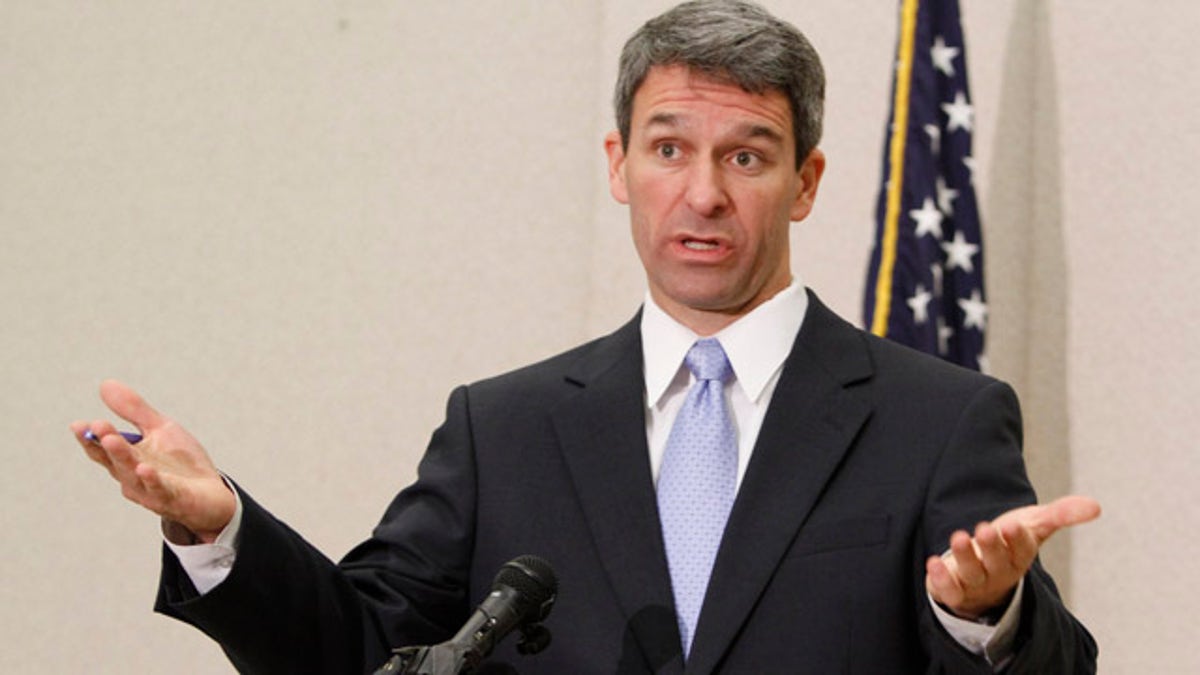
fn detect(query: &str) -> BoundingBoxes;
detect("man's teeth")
[683,240,718,251]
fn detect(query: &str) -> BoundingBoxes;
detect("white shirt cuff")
[162,478,243,595]
[929,576,1023,669]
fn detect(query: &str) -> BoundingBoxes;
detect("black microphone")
[373,555,558,674]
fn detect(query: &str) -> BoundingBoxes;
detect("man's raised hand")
[72,379,236,544]
[925,495,1101,620]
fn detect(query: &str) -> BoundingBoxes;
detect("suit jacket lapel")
[685,293,874,675]
[551,314,686,674]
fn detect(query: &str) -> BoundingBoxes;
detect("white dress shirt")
[641,278,807,489]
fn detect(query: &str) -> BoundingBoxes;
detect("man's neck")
[648,283,794,336]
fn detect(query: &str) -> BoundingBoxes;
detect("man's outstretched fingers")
[99,427,141,479]
[926,555,963,606]
[949,530,986,588]
[973,522,1011,577]
[99,379,164,432]
[1008,496,1102,544]
[999,518,1039,571]
[72,421,114,471]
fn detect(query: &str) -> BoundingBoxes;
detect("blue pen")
[83,430,143,445]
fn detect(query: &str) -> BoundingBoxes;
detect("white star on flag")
[942,231,979,272]
[910,198,944,239]
[958,290,988,331]
[907,285,933,324]
[936,176,959,216]
[924,124,941,155]
[941,91,973,133]
[931,36,960,77]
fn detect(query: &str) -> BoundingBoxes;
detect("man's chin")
[652,287,762,325]
[650,275,790,328]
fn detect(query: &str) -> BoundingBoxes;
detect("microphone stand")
[371,643,473,675]
[372,555,556,674]
[371,622,551,675]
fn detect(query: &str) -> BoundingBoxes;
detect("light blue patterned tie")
[657,338,737,658]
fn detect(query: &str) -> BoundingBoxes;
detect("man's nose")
[685,160,730,217]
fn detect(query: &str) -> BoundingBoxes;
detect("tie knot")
[684,338,732,383]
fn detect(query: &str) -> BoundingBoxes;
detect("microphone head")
[494,555,558,622]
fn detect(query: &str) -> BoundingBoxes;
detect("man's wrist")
[160,475,240,546]
[162,518,202,545]
[938,585,1017,625]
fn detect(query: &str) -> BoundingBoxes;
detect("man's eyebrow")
[645,112,682,129]
[742,124,785,144]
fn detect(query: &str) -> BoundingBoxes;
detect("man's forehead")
[630,66,793,140]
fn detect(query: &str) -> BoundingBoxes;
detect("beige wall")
[2,2,1195,672]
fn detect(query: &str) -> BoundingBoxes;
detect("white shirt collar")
[641,279,809,408]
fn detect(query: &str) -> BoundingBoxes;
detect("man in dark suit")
[75,1,1099,673]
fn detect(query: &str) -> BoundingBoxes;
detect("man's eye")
[733,151,759,168]
[657,144,679,159]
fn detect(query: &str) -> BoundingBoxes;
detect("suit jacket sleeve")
[154,385,480,675]
[914,379,1097,674]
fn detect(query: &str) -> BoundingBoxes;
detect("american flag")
[862,0,987,372]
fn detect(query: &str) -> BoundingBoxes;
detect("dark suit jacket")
[157,292,1096,674]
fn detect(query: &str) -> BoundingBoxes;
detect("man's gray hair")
[614,0,825,167]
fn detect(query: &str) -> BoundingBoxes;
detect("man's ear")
[789,148,826,222]
[604,130,630,205]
